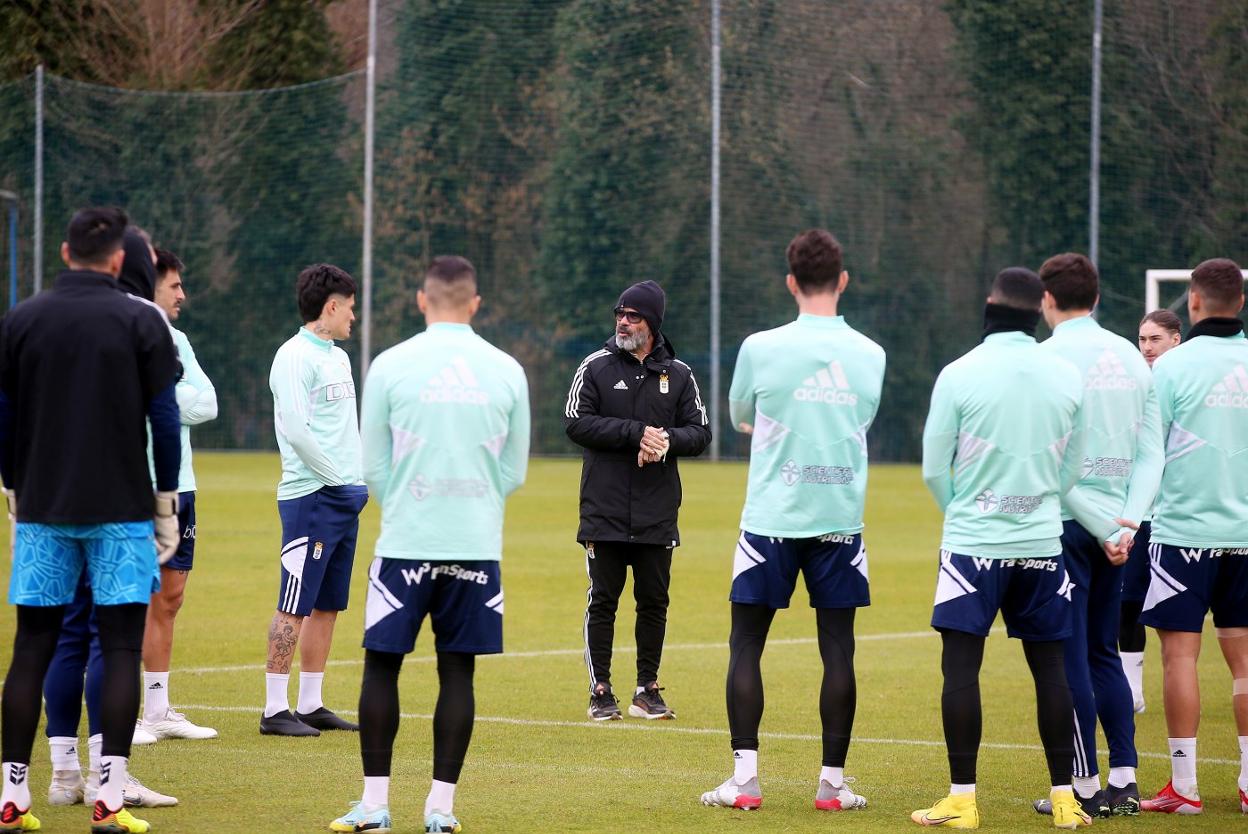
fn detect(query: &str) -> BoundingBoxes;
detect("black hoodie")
[118,228,156,301]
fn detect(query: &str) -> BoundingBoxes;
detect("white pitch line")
[175,703,1240,767]
[177,628,949,676]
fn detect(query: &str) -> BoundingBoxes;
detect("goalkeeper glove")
[154,491,179,564]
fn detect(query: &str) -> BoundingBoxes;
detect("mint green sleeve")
[500,367,531,497]
[728,341,755,431]
[1119,381,1163,526]
[175,334,217,426]
[921,369,958,511]
[1058,398,1087,496]
[359,362,393,498]
[1063,485,1116,542]
[274,349,341,484]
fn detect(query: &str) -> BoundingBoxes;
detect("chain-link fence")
[1,0,1245,459]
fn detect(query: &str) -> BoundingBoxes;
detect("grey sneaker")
[815,778,867,811]
[701,776,762,809]
[628,683,675,720]
[587,684,622,721]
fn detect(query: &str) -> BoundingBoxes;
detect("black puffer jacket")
[564,334,712,546]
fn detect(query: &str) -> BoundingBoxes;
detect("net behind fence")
[0,0,1244,460]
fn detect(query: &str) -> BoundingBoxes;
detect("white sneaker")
[132,723,159,745]
[138,708,218,740]
[700,776,762,809]
[84,773,178,807]
[48,769,85,805]
[815,778,867,811]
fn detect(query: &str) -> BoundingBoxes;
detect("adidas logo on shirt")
[794,360,858,405]
[614,379,628,390]
[421,357,489,405]
[1085,349,1137,391]
[1205,364,1248,408]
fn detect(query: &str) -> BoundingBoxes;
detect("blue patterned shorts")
[9,522,159,607]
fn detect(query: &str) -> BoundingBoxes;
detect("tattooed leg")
[266,610,303,674]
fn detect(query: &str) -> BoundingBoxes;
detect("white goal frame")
[1145,268,1248,313]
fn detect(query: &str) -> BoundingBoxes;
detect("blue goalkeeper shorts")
[10,521,159,607]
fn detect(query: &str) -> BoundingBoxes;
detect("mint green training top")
[360,322,530,561]
[147,327,217,494]
[922,331,1085,558]
[1041,315,1164,544]
[728,314,885,537]
[269,328,364,500]
[1150,330,1248,548]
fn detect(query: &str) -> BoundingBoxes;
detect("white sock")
[1073,774,1101,796]
[949,783,975,795]
[87,734,102,776]
[97,756,127,810]
[143,671,170,722]
[1168,737,1197,796]
[362,776,389,811]
[424,779,456,815]
[265,672,290,717]
[1120,651,1144,699]
[49,737,81,772]
[820,766,844,787]
[0,762,32,810]
[732,749,757,783]
[297,671,325,715]
[1108,766,1136,789]
[1238,736,1248,793]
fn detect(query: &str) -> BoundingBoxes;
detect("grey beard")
[616,331,642,352]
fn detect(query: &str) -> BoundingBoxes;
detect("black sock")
[1023,639,1074,786]
[432,652,475,784]
[93,603,147,759]
[940,629,985,785]
[2,605,66,764]
[1119,601,1146,653]
[359,650,403,777]
[726,603,775,752]
[816,608,857,768]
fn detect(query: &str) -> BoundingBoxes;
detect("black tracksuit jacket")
[563,334,712,547]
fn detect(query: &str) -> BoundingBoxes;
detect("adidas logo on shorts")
[794,360,858,406]
[1205,364,1248,408]
[421,357,489,405]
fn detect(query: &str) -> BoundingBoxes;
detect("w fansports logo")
[1085,349,1137,391]
[794,360,858,405]
[1205,364,1248,408]
[421,357,489,405]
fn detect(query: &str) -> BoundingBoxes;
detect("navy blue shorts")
[165,491,197,572]
[362,557,503,655]
[729,531,870,610]
[1139,543,1248,633]
[1120,521,1151,604]
[930,551,1073,641]
[276,485,368,617]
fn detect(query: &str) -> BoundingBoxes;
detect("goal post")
[1144,268,1248,313]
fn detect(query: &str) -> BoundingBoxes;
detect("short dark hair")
[1190,258,1244,312]
[786,229,843,294]
[1039,252,1099,311]
[155,248,184,279]
[989,266,1044,311]
[423,255,478,308]
[1140,309,1182,335]
[296,263,357,322]
[66,207,128,266]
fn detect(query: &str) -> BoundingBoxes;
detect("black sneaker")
[259,709,320,736]
[587,684,622,721]
[294,706,359,731]
[1106,782,1140,816]
[1033,788,1110,819]
[628,683,675,720]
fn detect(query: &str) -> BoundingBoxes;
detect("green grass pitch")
[0,454,1243,832]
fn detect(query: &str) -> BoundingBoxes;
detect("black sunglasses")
[614,307,644,324]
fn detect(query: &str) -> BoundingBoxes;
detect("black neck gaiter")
[1185,316,1244,341]
[982,302,1040,342]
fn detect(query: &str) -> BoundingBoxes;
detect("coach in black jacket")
[564,280,711,722]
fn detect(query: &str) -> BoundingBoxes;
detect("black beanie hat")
[118,228,156,301]
[616,280,666,338]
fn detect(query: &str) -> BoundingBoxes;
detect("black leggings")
[939,630,1073,785]
[1118,600,1146,653]
[359,650,476,784]
[2,602,145,764]
[726,603,857,767]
